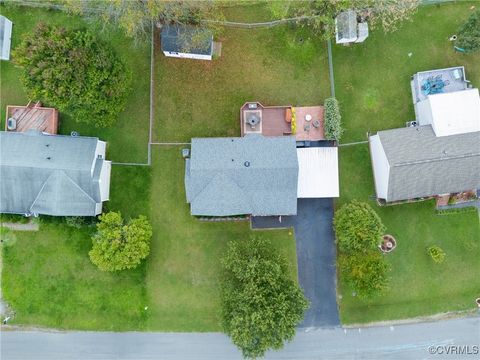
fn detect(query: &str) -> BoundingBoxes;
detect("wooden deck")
[240,102,324,141]
[5,104,58,134]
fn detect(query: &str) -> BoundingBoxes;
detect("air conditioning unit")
[406,121,418,128]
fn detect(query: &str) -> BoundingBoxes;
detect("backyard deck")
[5,103,58,134]
[240,102,324,141]
[411,66,469,103]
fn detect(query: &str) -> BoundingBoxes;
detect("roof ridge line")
[393,152,480,167]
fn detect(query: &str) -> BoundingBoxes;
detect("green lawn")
[334,2,480,324]
[146,147,297,331]
[333,2,480,143]
[1,4,299,331]
[154,3,330,141]
[0,5,150,162]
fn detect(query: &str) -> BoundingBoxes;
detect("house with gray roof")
[185,135,298,216]
[161,24,213,61]
[0,15,13,61]
[0,130,111,216]
[369,126,480,203]
[369,67,480,204]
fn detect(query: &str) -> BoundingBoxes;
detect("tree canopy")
[339,251,390,298]
[456,10,480,53]
[89,212,152,271]
[221,237,308,359]
[13,23,130,127]
[64,0,224,41]
[267,0,419,40]
[334,200,386,253]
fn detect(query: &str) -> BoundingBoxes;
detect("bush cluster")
[13,23,131,127]
[456,10,480,53]
[323,97,343,141]
[334,200,390,298]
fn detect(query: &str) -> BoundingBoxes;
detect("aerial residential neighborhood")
[0,1,479,360]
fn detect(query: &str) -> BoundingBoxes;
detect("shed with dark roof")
[161,24,213,60]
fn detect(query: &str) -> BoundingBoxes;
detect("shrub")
[323,97,343,141]
[340,251,390,298]
[221,237,308,359]
[13,23,131,127]
[334,200,386,254]
[427,246,446,264]
[89,212,152,271]
[65,216,88,229]
[456,10,480,53]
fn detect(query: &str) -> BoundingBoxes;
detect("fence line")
[150,142,191,146]
[338,140,369,147]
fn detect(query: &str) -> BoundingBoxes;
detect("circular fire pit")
[379,234,397,253]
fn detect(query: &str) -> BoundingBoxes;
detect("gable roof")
[372,126,480,202]
[335,10,357,43]
[418,88,480,136]
[0,131,110,216]
[161,24,213,55]
[185,135,298,216]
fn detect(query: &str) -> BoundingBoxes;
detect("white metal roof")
[297,147,339,198]
[427,88,480,137]
[369,134,389,200]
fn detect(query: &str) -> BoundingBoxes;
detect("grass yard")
[146,148,297,331]
[333,2,480,143]
[334,2,480,324]
[0,5,150,163]
[1,4,300,331]
[154,4,330,142]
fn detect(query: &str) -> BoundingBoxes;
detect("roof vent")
[46,157,51,160]
[244,161,250,167]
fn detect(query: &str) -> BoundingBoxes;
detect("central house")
[185,135,299,217]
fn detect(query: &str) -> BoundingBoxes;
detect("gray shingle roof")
[161,24,213,55]
[336,10,357,41]
[185,135,298,216]
[0,131,109,216]
[377,126,480,202]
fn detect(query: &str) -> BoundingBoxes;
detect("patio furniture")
[305,114,312,122]
[285,108,292,123]
[312,120,320,128]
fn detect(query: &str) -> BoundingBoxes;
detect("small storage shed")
[0,15,13,60]
[335,10,369,44]
[161,24,213,61]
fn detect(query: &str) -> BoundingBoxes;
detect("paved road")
[2,316,479,359]
[295,198,339,328]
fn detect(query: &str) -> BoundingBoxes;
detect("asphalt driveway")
[294,198,340,328]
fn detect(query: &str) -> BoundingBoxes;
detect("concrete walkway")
[0,221,39,231]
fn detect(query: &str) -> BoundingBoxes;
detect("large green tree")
[64,0,225,41]
[89,212,152,271]
[268,0,419,40]
[334,200,386,253]
[221,237,308,359]
[456,10,480,53]
[13,23,130,127]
